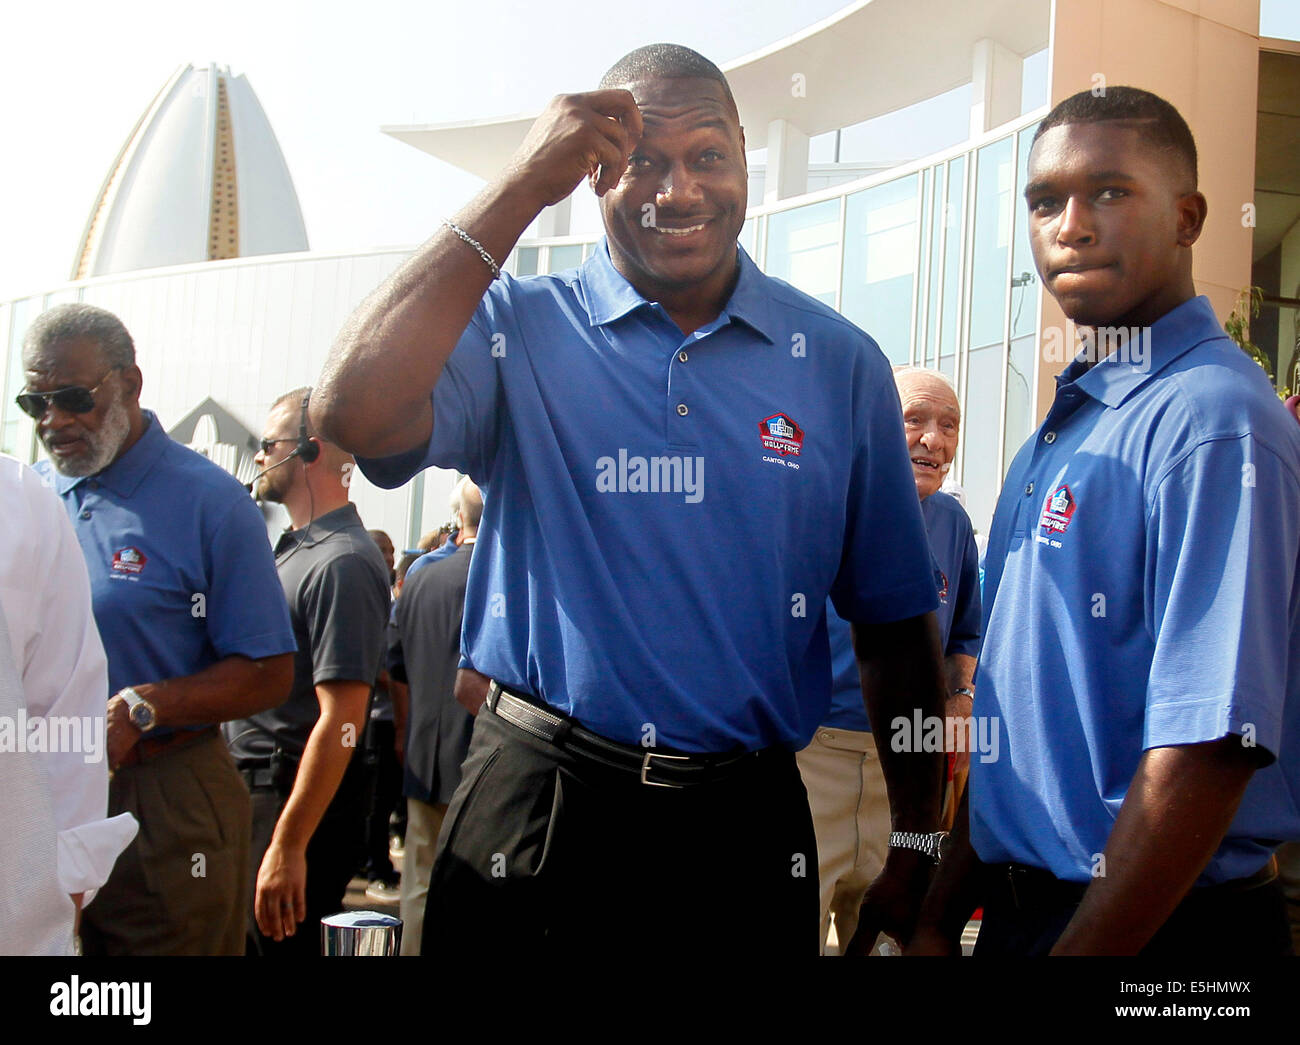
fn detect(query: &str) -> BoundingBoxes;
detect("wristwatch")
[889,830,950,863]
[118,686,158,733]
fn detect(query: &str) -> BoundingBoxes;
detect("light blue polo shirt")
[38,411,297,732]
[359,242,937,752]
[823,490,982,731]
[971,296,1300,884]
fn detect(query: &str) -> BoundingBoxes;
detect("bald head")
[894,367,961,500]
[456,477,483,535]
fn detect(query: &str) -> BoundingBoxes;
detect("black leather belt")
[485,680,764,789]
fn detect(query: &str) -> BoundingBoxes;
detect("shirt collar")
[283,502,363,543]
[1061,296,1225,409]
[53,409,168,498]
[578,239,777,344]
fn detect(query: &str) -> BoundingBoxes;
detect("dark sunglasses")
[259,436,297,455]
[16,367,122,420]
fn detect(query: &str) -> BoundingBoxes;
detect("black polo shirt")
[226,503,389,762]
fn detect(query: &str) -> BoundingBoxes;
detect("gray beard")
[49,396,131,477]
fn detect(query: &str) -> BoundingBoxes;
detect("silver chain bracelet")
[441,219,501,279]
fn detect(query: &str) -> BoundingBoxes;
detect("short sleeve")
[830,358,939,625]
[1144,435,1300,758]
[202,495,297,661]
[301,552,389,686]
[356,287,506,488]
[946,517,983,658]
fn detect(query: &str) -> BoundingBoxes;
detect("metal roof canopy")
[382,0,1049,180]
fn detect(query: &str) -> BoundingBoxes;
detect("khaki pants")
[398,797,447,956]
[796,727,891,955]
[81,732,251,955]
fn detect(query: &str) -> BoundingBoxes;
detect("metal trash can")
[320,911,402,955]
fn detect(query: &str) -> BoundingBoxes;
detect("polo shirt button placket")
[676,403,689,416]
[1024,483,1034,496]
[1043,432,1056,444]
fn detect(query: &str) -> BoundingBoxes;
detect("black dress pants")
[422,706,821,954]
[974,861,1295,957]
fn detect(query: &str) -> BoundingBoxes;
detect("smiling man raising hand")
[313,44,947,954]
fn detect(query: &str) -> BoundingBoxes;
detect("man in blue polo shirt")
[21,304,296,955]
[801,366,981,955]
[910,87,1300,956]
[314,44,949,953]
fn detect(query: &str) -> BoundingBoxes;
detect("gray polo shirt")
[226,503,389,762]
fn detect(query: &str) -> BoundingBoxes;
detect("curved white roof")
[72,64,308,279]
[383,0,1049,179]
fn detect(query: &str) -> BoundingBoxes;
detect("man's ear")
[121,364,144,404]
[1176,190,1208,248]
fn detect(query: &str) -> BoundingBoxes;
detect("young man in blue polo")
[910,87,1300,956]
[313,44,950,952]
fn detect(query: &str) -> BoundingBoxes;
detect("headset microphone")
[246,391,319,493]
[244,449,302,493]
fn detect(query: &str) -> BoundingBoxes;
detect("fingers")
[589,134,630,197]
[584,88,644,144]
[844,912,881,957]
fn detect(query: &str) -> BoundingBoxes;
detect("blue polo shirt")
[822,490,982,731]
[38,411,296,730]
[358,242,937,752]
[970,297,1300,885]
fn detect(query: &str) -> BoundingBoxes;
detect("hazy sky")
[0,0,852,302]
[2,0,1297,303]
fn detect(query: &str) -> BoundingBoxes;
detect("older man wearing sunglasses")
[20,303,296,955]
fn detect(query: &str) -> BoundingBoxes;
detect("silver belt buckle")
[640,751,690,788]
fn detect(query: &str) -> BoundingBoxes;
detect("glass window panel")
[841,175,918,364]
[960,341,1003,536]
[1003,333,1036,476]
[515,247,539,277]
[739,217,758,258]
[938,155,966,382]
[925,164,946,367]
[1010,125,1040,340]
[3,297,35,459]
[548,245,584,273]
[968,138,1014,352]
[766,199,841,308]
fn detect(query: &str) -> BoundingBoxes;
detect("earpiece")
[297,390,320,464]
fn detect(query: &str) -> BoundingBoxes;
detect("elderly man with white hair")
[797,366,982,955]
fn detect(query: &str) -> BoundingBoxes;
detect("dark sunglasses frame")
[259,436,297,455]
[16,367,123,420]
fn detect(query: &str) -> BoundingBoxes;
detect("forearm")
[1051,737,1261,955]
[131,653,293,726]
[270,702,367,852]
[313,177,545,458]
[854,612,946,832]
[944,653,976,696]
[911,789,984,943]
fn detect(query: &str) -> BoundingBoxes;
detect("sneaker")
[365,879,401,904]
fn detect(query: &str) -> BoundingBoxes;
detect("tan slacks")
[398,796,448,956]
[796,726,891,955]
[81,732,251,955]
